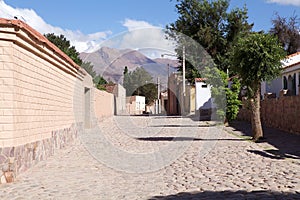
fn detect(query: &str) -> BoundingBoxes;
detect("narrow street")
[0,116,299,199]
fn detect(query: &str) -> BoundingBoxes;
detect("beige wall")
[0,19,117,183]
[0,24,116,147]
[0,27,87,148]
[93,89,114,121]
[115,84,126,115]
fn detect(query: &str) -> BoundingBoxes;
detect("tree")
[81,61,96,78]
[270,13,300,55]
[123,66,128,75]
[203,67,241,123]
[167,0,251,121]
[44,33,82,66]
[123,67,157,105]
[136,83,158,105]
[80,61,108,90]
[231,32,286,141]
[94,75,107,85]
[226,76,241,123]
[94,74,108,90]
[166,0,253,77]
[45,33,109,89]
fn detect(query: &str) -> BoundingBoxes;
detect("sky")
[0,0,299,57]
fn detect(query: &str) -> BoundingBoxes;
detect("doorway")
[84,87,91,129]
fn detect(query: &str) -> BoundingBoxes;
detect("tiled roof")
[283,52,300,69]
[195,78,207,82]
[287,51,300,58]
[0,18,81,71]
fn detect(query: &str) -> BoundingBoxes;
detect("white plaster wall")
[195,82,212,110]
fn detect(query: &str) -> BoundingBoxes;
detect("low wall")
[238,93,300,134]
[93,89,114,121]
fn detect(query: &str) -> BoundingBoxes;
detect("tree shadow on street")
[247,149,299,160]
[227,121,300,160]
[148,190,300,200]
[136,137,247,142]
[149,124,215,128]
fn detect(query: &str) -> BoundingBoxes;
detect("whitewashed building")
[195,78,216,120]
[126,96,146,115]
[261,52,300,97]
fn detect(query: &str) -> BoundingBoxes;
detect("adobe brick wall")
[0,30,85,148]
[93,89,114,121]
[0,18,117,184]
[238,94,300,135]
[0,20,87,183]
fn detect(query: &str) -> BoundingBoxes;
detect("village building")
[126,96,146,115]
[261,52,300,97]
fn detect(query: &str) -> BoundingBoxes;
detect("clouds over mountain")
[88,18,176,58]
[266,0,300,6]
[0,1,175,57]
[0,0,111,53]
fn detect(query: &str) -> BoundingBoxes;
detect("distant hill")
[80,47,179,85]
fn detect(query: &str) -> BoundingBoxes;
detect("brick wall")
[93,89,114,121]
[0,19,115,183]
[238,93,300,135]
[0,29,85,148]
[0,21,88,183]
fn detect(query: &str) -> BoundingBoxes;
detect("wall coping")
[0,18,86,78]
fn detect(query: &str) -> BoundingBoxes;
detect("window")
[283,76,288,89]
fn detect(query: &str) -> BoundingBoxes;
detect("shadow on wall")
[149,190,299,200]
[198,98,217,121]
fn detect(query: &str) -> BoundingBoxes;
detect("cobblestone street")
[0,116,299,200]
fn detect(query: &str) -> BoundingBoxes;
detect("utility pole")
[157,76,160,114]
[182,46,186,116]
[183,46,186,97]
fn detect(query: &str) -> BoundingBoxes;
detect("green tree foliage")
[203,67,241,122]
[270,13,300,55]
[167,0,253,77]
[226,77,241,122]
[123,67,157,105]
[80,61,107,90]
[44,33,82,66]
[231,32,286,141]
[45,33,108,90]
[94,75,107,85]
[94,75,108,91]
[123,66,128,75]
[167,0,251,120]
[136,83,157,105]
[81,61,96,78]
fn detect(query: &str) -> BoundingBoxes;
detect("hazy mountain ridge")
[80,47,179,84]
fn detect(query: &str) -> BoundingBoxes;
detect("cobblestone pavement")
[0,116,299,200]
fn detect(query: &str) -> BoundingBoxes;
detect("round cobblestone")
[0,116,299,200]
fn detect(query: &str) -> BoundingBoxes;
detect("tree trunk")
[250,87,263,141]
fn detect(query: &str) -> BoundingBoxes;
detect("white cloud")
[266,0,300,6]
[122,18,156,31]
[0,1,176,58]
[99,19,176,58]
[0,0,111,52]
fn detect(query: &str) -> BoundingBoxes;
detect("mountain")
[80,47,179,85]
